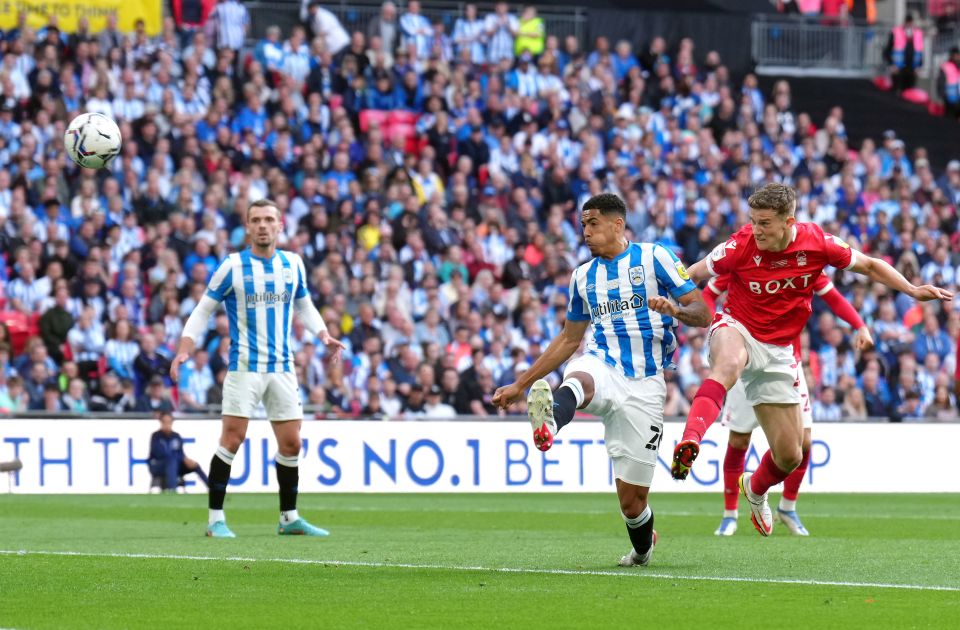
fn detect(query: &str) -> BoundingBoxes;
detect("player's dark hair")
[748,183,796,218]
[583,193,627,218]
[249,198,279,212]
[246,198,281,222]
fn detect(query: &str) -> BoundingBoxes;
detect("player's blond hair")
[747,183,796,218]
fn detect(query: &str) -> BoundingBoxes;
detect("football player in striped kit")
[172,199,345,538]
[493,193,711,566]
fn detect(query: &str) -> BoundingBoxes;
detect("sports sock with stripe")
[623,505,654,555]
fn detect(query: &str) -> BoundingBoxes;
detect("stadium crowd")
[0,1,957,421]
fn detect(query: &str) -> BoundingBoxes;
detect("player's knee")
[774,447,802,473]
[567,372,595,405]
[728,431,751,450]
[619,494,648,520]
[278,437,302,457]
[221,433,245,454]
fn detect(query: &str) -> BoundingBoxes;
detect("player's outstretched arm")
[849,252,954,302]
[648,289,712,328]
[492,319,589,409]
[173,295,218,383]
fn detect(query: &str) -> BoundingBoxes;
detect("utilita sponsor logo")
[591,294,645,320]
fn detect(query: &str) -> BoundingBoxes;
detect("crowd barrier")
[2,418,958,494]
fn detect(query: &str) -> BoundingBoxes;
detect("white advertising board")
[0,419,957,493]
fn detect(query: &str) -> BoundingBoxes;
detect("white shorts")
[221,371,303,421]
[709,313,800,406]
[722,370,813,434]
[564,354,665,487]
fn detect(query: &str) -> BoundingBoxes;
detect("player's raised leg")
[206,415,248,538]
[716,430,750,536]
[526,372,594,451]
[616,480,657,567]
[271,417,328,536]
[672,326,747,480]
[741,403,803,536]
[778,427,812,535]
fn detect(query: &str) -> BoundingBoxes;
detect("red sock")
[681,379,727,443]
[782,448,810,502]
[723,443,748,511]
[749,450,792,496]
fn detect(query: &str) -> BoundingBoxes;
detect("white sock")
[215,446,236,465]
[723,509,738,519]
[280,509,300,524]
[208,509,225,525]
[621,505,652,529]
[275,453,299,467]
[779,498,797,512]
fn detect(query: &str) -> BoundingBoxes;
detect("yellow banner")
[0,0,162,37]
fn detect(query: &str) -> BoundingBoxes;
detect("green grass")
[1,493,959,629]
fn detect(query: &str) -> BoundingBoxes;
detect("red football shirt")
[705,271,837,359]
[705,223,856,346]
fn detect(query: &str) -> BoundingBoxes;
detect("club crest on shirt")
[797,251,807,267]
[628,266,645,285]
[283,268,295,283]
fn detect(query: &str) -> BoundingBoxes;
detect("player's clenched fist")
[492,383,524,409]
[647,295,679,318]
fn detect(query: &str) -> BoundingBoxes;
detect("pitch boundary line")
[1,549,958,592]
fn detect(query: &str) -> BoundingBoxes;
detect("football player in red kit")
[703,272,873,536]
[674,183,952,536]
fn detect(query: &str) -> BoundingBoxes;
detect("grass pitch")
[1,493,958,629]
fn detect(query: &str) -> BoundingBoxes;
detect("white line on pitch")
[1,549,957,592]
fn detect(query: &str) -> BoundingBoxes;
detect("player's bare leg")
[740,403,803,536]
[716,430,750,536]
[615,480,657,567]
[673,327,747,480]
[778,427,812,535]
[206,415,248,538]
[526,372,594,451]
[272,419,328,536]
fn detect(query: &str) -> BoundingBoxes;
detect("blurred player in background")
[149,411,209,493]
[674,183,952,536]
[493,193,711,566]
[172,199,346,538]
[703,273,874,537]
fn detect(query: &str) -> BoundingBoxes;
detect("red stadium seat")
[386,110,419,126]
[0,311,30,356]
[388,122,417,145]
[359,109,389,133]
[901,88,929,105]
[873,76,893,91]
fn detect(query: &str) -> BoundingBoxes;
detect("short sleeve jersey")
[705,223,855,346]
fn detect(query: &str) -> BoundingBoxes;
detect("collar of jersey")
[601,242,633,264]
[245,249,277,263]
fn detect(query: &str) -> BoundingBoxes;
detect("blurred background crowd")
[0,0,957,421]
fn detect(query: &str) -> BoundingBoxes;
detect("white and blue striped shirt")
[210,0,249,51]
[205,249,310,373]
[567,242,696,378]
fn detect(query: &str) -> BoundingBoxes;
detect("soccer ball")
[64,112,122,169]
